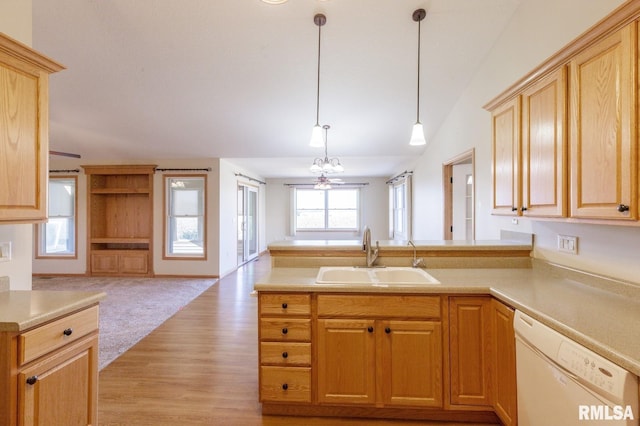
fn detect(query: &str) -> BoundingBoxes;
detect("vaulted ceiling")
[33,0,521,177]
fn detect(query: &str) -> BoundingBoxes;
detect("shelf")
[90,238,150,244]
[90,188,150,194]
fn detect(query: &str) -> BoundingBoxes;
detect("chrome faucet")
[362,226,379,267]
[408,240,424,268]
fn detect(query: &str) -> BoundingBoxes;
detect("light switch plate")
[0,242,11,262]
[557,235,578,255]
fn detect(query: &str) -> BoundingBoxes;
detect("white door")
[237,184,258,265]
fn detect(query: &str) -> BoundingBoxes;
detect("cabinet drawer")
[19,306,99,365]
[260,293,311,316]
[260,318,311,341]
[317,294,441,319]
[260,342,311,366]
[260,366,311,403]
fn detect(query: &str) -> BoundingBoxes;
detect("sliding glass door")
[237,184,258,265]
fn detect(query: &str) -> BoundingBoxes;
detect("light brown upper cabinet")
[569,22,637,221]
[490,96,521,216]
[0,34,64,223]
[521,67,567,218]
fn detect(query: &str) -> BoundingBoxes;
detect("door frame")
[443,148,475,240]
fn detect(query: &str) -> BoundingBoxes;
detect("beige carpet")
[32,276,216,370]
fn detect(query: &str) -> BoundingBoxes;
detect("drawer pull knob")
[282,303,288,309]
[282,352,288,359]
[63,328,73,336]
[385,327,391,334]
[281,328,288,335]
[367,326,374,333]
[282,383,288,390]
[26,376,38,385]
[618,204,630,212]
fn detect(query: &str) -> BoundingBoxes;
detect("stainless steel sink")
[315,266,440,285]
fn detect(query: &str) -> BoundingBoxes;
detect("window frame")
[389,175,412,241]
[36,175,78,259]
[163,174,207,260]
[294,187,360,232]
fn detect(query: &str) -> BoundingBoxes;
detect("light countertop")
[254,265,640,377]
[268,239,532,251]
[0,290,106,332]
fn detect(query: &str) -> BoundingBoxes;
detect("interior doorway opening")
[443,149,475,240]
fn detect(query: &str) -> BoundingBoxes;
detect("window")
[295,188,359,231]
[164,176,206,258]
[38,177,77,257]
[388,175,412,240]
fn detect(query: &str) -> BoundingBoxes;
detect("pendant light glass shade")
[309,124,324,147]
[410,9,427,146]
[410,122,426,146]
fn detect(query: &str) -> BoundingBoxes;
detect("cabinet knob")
[26,376,38,385]
[511,207,518,212]
[282,383,288,391]
[618,204,630,212]
[63,328,73,336]
[281,303,288,309]
[367,326,374,333]
[282,352,288,359]
[385,327,391,334]
[281,328,288,335]
[521,206,528,212]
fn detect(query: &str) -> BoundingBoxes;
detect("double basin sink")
[315,266,440,286]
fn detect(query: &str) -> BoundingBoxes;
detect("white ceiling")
[33,0,521,178]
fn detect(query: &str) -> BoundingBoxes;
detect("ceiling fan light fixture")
[410,8,427,146]
[261,0,288,4]
[309,125,344,174]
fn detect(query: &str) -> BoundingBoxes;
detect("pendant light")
[310,13,327,147]
[410,9,427,146]
[310,125,344,174]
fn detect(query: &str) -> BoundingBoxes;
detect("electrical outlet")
[557,235,578,255]
[0,242,11,262]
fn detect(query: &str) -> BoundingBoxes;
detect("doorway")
[237,184,258,265]
[443,149,475,240]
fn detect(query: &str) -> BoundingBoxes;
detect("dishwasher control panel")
[557,340,619,398]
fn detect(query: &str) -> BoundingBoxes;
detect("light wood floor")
[98,256,494,425]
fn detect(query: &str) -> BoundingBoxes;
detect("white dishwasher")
[514,310,638,425]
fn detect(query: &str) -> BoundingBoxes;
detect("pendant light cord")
[315,18,322,126]
[416,17,421,123]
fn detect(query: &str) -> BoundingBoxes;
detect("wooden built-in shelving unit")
[83,165,156,276]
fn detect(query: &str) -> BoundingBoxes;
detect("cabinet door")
[569,23,637,220]
[0,58,48,222]
[18,335,98,426]
[491,96,521,215]
[317,319,376,405]
[119,252,148,274]
[91,252,119,274]
[521,67,567,217]
[379,320,442,408]
[491,299,517,426]
[449,297,492,407]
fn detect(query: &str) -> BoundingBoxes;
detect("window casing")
[295,188,359,231]
[164,176,206,258]
[37,176,77,257]
[389,176,412,240]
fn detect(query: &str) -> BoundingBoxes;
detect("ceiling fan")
[314,173,343,190]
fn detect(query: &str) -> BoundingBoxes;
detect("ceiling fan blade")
[49,150,81,158]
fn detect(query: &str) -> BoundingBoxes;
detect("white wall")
[0,0,32,290]
[265,177,389,243]
[412,0,640,283]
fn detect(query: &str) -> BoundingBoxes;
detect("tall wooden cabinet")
[0,34,64,223]
[83,165,156,276]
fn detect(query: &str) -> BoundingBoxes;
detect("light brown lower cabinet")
[449,296,493,408]
[1,305,99,426]
[317,318,443,407]
[491,298,518,425]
